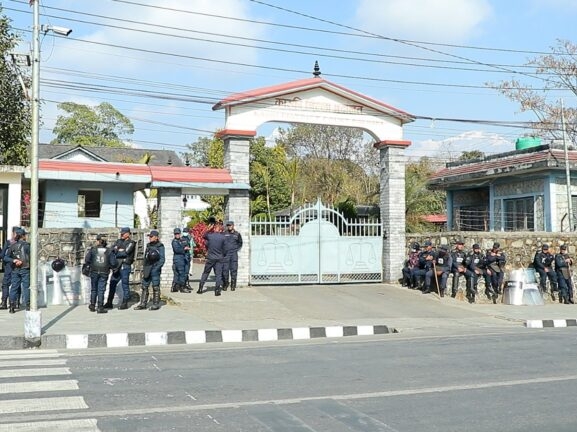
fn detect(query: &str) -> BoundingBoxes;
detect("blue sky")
[4,0,577,161]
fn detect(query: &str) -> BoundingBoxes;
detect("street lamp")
[26,1,71,346]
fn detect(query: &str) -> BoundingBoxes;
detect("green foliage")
[459,150,485,161]
[405,158,446,233]
[51,102,134,147]
[0,10,30,165]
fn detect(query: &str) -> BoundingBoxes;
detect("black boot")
[134,288,149,310]
[0,299,7,310]
[149,287,161,310]
[171,282,178,293]
[97,304,108,314]
[88,304,96,312]
[222,281,229,292]
[9,302,15,314]
[119,300,129,310]
[179,284,192,294]
[231,279,236,291]
[197,283,204,294]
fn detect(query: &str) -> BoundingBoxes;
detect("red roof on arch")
[212,77,415,122]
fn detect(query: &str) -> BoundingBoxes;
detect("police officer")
[464,243,485,303]
[412,240,435,291]
[105,227,136,309]
[181,227,195,290]
[0,226,19,310]
[402,242,420,288]
[533,243,558,300]
[425,245,452,296]
[450,240,467,298]
[222,221,243,291]
[135,230,166,310]
[6,228,30,313]
[83,235,117,314]
[485,242,506,303]
[198,223,226,296]
[171,228,191,293]
[555,245,574,304]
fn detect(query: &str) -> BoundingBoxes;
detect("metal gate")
[250,199,382,285]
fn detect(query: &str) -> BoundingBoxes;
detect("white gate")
[250,199,382,284]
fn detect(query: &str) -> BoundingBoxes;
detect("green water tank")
[515,136,542,150]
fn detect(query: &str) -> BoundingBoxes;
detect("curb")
[0,324,397,350]
[525,319,577,328]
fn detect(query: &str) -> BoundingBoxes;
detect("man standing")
[6,228,30,313]
[533,244,558,300]
[171,228,191,293]
[0,226,19,310]
[83,235,117,314]
[223,221,243,291]
[181,227,195,290]
[105,227,136,310]
[198,223,225,296]
[450,240,467,298]
[485,242,506,303]
[135,230,165,311]
[555,244,574,304]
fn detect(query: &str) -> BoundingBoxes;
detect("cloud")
[407,130,513,159]
[354,0,493,43]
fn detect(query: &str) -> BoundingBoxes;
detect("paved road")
[1,328,576,431]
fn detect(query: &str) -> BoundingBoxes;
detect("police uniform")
[425,245,452,296]
[485,242,506,302]
[6,228,30,313]
[554,245,574,304]
[83,235,117,313]
[533,244,558,299]
[464,244,485,303]
[135,230,166,310]
[450,241,467,297]
[198,227,226,296]
[402,243,420,288]
[181,228,195,289]
[412,241,435,291]
[171,228,191,293]
[105,227,136,309]
[222,221,243,291]
[0,226,19,310]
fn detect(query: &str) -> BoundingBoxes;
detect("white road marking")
[0,396,88,414]
[0,419,100,432]
[0,380,79,394]
[0,368,70,378]
[0,359,67,368]
[0,352,62,360]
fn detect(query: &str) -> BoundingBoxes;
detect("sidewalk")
[0,282,575,350]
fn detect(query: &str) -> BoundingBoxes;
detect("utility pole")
[561,99,573,232]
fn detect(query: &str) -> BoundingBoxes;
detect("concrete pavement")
[0,281,576,350]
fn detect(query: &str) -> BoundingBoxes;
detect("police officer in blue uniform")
[181,227,195,290]
[533,243,558,300]
[555,244,574,304]
[6,228,30,313]
[464,243,485,303]
[198,223,226,296]
[222,221,243,291]
[135,230,166,310]
[83,235,117,314]
[0,226,19,310]
[171,228,191,293]
[105,227,136,309]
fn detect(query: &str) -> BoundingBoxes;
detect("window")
[504,197,534,231]
[78,190,101,218]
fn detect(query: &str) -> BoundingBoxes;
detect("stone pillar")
[375,140,410,283]
[157,187,182,290]
[219,130,254,287]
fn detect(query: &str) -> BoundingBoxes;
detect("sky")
[3,0,577,163]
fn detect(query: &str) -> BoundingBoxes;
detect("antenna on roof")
[167,156,172,165]
[313,61,321,78]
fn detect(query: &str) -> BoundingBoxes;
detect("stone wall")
[406,231,577,271]
[38,228,147,286]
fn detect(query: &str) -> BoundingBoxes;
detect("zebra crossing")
[0,350,100,432]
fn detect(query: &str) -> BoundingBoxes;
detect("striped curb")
[32,324,397,350]
[525,319,577,328]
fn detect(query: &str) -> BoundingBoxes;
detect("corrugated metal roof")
[148,166,233,183]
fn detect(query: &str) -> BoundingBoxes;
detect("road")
[0,329,576,431]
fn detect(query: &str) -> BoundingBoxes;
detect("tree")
[459,150,485,161]
[405,158,446,233]
[0,9,30,165]
[488,40,577,144]
[51,102,134,147]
